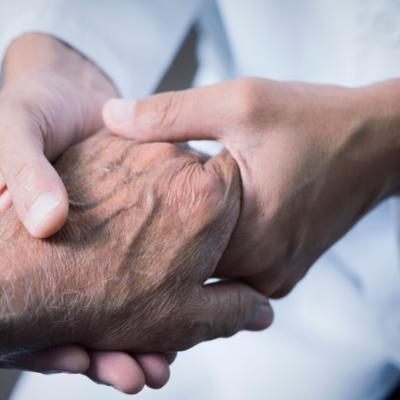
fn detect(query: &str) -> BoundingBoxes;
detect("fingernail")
[246,303,273,331]
[28,192,61,226]
[104,99,133,126]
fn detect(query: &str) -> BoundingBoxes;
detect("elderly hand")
[0,33,171,392]
[103,77,400,298]
[0,131,272,391]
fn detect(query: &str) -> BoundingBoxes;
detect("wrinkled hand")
[104,78,400,298]
[0,33,167,392]
[0,131,272,389]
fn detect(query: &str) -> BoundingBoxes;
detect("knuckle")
[9,160,37,188]
[233,77,265,123]
[192,171,229,224]
[212,288,249,339]
[136,91,182,133]
[181,163,239,245]
[172,162,224,219]
[0,95,46,155]
[148,142,181,160]
[0,86,46,128]
[199,171,224,206]
[223,294,246,337]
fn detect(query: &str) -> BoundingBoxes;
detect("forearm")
[347,79,400,199]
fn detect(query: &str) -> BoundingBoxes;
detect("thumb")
[197,281,273,342]
[103,83,235,143]
[0,112,68,238]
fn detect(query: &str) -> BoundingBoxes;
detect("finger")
[85,351,145,394]
[194,280,273,342]
[0,106,69,238]
[103,82,235,142]
[0,345,90,374]
[135,353,171,389]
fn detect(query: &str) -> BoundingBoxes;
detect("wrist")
[0,245,45,356]
[0,238,90,357]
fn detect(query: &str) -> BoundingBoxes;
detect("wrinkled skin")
[0,131,271,360]
[0,33,172,391]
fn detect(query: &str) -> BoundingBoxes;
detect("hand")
[0,131,272,386]
[0,32,116,237]
[0,33,170,393]
[103,77,400,298]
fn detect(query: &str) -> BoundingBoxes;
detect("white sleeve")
[0,0,203,98]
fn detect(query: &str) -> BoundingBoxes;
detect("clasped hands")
[2,36,400,393]
[0,129,271,392]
